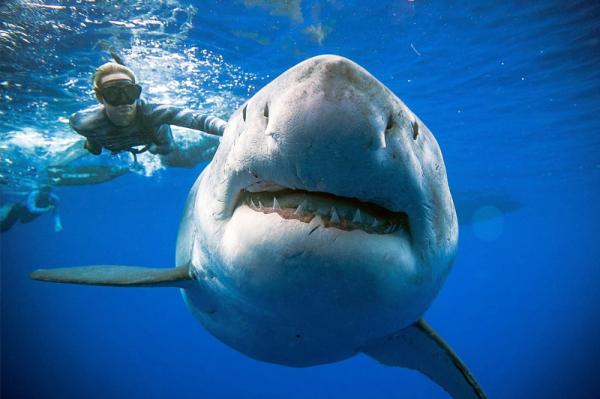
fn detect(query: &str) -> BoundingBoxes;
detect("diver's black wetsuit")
[1,190,61,232]
[69,100,226,155]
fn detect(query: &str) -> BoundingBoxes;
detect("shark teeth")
[294,200,307,215]
[330,207,340,224]
[242,190,408,236]
[352,209,362,224]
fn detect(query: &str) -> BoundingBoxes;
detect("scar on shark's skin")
[31,55,486,399]
[308,225,320,235]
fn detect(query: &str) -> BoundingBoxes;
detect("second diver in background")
[0,186,62,233]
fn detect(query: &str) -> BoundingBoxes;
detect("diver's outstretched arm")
[50,194,62,232]
[144,103,227,136]
[189,114,226,136]
[52,211,62,232]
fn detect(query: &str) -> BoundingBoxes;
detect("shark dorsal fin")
[30,265,192,288]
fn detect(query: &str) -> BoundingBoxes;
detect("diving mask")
[99,80,142,106]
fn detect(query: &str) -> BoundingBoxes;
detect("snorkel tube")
[110,50,126,66]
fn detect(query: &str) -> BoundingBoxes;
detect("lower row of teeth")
[245,197,399,234]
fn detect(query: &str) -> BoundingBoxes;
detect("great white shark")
[32,55,486,398]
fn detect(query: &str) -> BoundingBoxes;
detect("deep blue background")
[2,1,599,398]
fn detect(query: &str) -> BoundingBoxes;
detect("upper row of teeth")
[246,196,399,234]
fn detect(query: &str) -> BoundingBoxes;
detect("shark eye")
[412,121,419,140]
[263,104,269,118]
[242,104,247,121]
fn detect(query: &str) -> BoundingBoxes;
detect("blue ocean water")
[1,0,599,398]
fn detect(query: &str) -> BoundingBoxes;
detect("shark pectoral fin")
[30,265,193,288]
[361,320,487,399]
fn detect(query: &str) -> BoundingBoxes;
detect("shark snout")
[268,57,395,148]
[259,55,420,163]
[251,63,419,210]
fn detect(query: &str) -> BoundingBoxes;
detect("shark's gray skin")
[31,55,486,399]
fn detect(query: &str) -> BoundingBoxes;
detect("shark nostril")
[263,104,269,118]
[386,115,394,131]
[242,104,247,121]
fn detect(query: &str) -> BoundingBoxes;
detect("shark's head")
[177,55,458,366]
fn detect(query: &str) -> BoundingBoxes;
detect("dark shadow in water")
[454,191,524,225]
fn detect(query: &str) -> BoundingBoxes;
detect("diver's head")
[93,62,141,126]
[37,185,53,205]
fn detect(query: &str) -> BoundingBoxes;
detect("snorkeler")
[69,61,226,158]
[0,186,62,233]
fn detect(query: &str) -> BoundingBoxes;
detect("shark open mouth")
[238,189,410,235]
